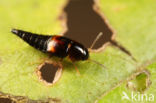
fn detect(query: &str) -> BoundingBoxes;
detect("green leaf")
[98,0,156,102]
[0,0,155,103]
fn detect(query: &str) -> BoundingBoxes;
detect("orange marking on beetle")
[48,36,64,53]
[52,36,64,45]
[50,46,56,53]
[68,43,71,49]
[47,39,57,53]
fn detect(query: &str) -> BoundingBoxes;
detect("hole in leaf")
[63,0,113,49]
[127,70,151,92]
[61,0,135,60]
[37,61,62,85]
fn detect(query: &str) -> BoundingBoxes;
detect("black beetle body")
[11,29,89,62]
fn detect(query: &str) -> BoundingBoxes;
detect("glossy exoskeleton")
[11,29,89,62]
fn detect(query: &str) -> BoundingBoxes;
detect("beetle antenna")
[88,58,107,69]
[89,32,103,49]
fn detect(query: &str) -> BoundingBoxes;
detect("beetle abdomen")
[11,29,51,52]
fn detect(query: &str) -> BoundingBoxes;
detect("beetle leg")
[72,63,81,76]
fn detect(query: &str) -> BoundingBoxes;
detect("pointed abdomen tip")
[11,29,18,34]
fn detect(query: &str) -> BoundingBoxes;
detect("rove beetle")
[11,29,105,73]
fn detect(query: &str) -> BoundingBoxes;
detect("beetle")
[11,29,105,73]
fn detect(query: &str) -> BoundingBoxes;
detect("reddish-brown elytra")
[11,29,105,73]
